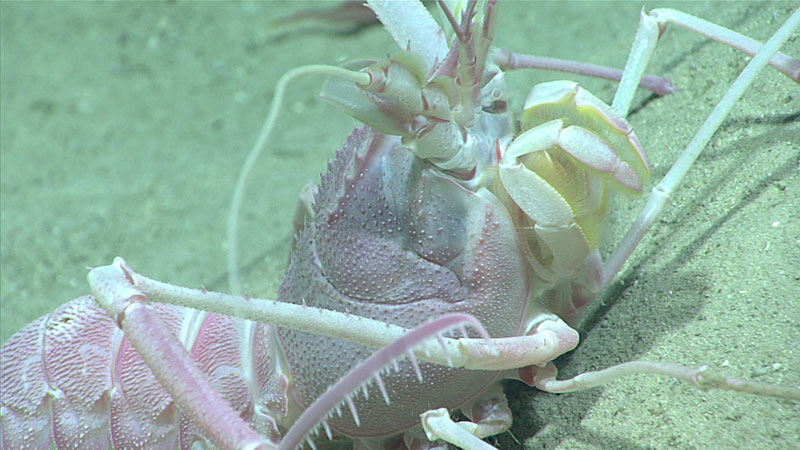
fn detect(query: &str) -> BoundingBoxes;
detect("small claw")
[420,408,497,450]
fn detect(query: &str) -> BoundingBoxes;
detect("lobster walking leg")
[600,7,800,285]
[92,258,580,372]
[88,259,273,450]
[612,8,800,117]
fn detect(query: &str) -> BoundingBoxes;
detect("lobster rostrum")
[2,1,799,449]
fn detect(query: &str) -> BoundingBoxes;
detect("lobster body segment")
[0,296,287,449]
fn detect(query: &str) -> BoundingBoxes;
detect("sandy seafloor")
[1,1,798,449]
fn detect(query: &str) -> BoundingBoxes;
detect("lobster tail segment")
[1,314,52,450]
[1,296,116,449]
[1,295,283,449]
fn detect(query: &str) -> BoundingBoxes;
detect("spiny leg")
[88,258,499,449]
[523,9,800,401]
[651,9,800,80]
[492,7,799,101]
[278,314,488,450]
[90,258,580,372]
[87,243,799,450]
[88,260,271,450]
[612,8,800,117]
[602,7,800,285]
[101,257,799,404]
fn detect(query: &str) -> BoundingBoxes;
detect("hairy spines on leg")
[279,314,485,450]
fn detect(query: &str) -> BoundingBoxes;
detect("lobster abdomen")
[1,295,282,449]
